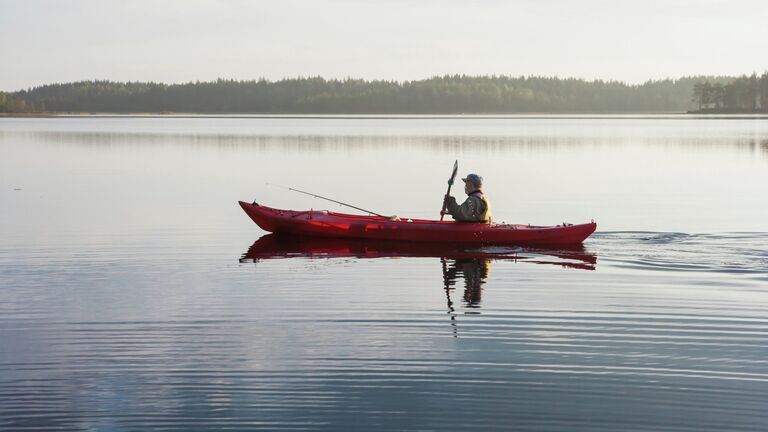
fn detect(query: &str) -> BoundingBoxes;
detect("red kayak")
[239,201,596,246]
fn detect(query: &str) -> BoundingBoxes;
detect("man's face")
[464,181,472,194]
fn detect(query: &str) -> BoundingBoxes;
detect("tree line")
[0,92,32,113]
[0,74,753,114]
[691,73,768,112]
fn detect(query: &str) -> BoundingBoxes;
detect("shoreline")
[688,109,768,114]
[5,112,768,120]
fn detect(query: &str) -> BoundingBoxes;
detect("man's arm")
[444,195,458,213]
[446,196,478,222]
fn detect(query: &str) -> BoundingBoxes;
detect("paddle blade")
[448,160,458,185]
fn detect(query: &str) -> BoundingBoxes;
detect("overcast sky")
[1,0,767,91]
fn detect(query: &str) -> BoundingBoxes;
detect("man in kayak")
[442,173,492,223]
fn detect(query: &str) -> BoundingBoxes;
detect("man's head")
[462,173,483,194]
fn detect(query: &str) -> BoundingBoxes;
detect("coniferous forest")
[1,74,766,114]
[690,73,768,112]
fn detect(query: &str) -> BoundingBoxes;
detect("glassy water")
[1,116,767,431]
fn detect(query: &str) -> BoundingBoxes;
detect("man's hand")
[441,195,453,219]
[443,194,451,208]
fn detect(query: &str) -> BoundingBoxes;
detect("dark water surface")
[1,116,767,431]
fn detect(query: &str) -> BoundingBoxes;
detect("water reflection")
[241,235,596,337]
[4,118,768,431]
[240,234,597,271]
[442,257,491,310]
[11,129,768,156]
[440,257,491,337]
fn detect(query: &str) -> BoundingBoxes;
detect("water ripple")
[2,232,768,431]
[590,231,768,275]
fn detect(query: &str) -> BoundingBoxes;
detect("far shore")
[5,111,768,120]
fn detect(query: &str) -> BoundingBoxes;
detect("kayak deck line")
[252,202,555,228]
[239,201,597,246]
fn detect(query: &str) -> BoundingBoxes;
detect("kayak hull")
[238,201,596,246]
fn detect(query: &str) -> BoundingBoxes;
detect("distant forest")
[691,72,768,113]
[1,74,766,114]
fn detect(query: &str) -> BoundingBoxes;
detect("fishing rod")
[266,183,384,217]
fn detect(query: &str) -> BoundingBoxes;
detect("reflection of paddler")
[442,258,492,308]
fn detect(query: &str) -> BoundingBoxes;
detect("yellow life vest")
[475,193,492,223]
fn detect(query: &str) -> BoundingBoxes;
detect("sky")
[1,0,767,91]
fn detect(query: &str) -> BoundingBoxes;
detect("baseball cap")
[461,173,483,187]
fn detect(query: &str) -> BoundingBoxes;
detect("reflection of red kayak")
[239,201,597,246]
[240,234,597,270]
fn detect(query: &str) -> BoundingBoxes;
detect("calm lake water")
[1,116,767,431]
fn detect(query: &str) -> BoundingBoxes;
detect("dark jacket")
[445,191,492,223]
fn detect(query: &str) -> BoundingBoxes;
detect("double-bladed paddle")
[440,160,459,221]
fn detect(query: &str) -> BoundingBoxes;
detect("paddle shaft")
[268,184,384,217]
[440,183,453,222]
[440,160,459,221]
